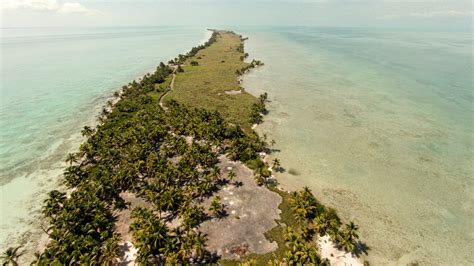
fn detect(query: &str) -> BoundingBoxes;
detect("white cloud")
[1,0,95,15]
[410,10,474,18]
[57,2,91,14]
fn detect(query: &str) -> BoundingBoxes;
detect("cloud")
[1,0,95,15]
[57,2,91,14]
[409,10,474,18]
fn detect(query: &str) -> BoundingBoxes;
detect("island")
[1,30,366,265]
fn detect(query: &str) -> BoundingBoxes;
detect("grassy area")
[166,30,258,131]
[148,75,172,101]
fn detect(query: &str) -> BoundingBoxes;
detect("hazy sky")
[1,0,473,29]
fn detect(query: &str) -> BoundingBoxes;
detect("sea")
[0,26,212,261]
[1,26,472,264]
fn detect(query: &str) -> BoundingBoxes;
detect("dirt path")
[158,65,177,111]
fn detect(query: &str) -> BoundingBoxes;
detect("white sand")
[117,241,137,266]
[317,235,363,266]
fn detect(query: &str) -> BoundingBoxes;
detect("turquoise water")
[1,26,472,264]
[0,27,210,256]
[240,27,473,264]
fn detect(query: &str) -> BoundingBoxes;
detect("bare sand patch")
[225,89,242,95]
[198,155,282,259]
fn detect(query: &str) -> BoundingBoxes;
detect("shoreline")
[1,29,215,265]
[5,30,366,265]
[239,35,366,265]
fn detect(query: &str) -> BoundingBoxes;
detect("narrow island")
[2,30,367,265]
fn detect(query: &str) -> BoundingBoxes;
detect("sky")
[1,0,473,30]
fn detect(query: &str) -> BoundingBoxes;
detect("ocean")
[0,26,211,258]
[240,27,473,264]
[0,26,472,264]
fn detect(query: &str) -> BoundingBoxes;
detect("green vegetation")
[167,30,261,131]
[24,55,267,264]
[289,187,360,252]
[1,30,364,266]
[209,195,226,217]
[249,92,268,125]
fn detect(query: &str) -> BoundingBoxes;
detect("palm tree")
[345,221,359,241]
[190,232,206,260]
[209,195,224,217]
[81,126,94,138]
[1,246,21,266]
[254,172,265,186]
[339,235,356,253]
[65,153,77,166]
[339,221,359,252]
[99,234,120,265]
[313,212,331,235]
[227,170,236,182]
[42,190,66,218]
[272,158,281,171]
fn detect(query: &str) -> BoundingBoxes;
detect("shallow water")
[0,26,210,257]
[240,27,473,264]
[1,26,472,264]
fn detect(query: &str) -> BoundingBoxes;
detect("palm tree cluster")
[283,227,329,265]
[239,52,249,61]
[235,59,265,76]
[129,207,208,264]
[28,51,273,264]
[289,187,360,253]
[249,92,268,125]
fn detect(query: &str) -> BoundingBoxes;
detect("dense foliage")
[33,57,268,264]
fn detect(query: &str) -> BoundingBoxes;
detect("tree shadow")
[117,242,132,266]
[352,241,370,257]
[265,177,279,186]
[275,166,286,173]
[264,147,281,154]
[215,208,229,220]
[233,181,243,188]
[217,178,230,187]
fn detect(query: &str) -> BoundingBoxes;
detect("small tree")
[272,158,281,172]
[228,170,236,182]
[209,195,225,217]
[65,153,77,166]
[190,61,199,66]
[259,92,268,103]
[254,172,265,186]
[177,65,184,73]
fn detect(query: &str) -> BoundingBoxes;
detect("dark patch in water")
[288,168,300,176]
